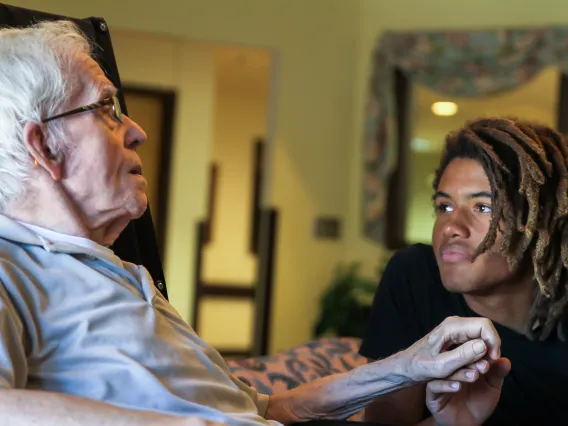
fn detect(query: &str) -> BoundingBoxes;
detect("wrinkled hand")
[426,357,511,426]
[401,316,502,382]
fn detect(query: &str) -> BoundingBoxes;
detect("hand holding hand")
[425,357,511,426]
[401,316,502,382]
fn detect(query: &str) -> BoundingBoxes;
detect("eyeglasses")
[42,95,123,123]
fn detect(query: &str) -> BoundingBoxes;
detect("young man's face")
[431,158,517,294]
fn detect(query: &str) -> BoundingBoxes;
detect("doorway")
[192,45,277,358]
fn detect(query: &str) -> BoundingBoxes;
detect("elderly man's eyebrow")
[99,84,118,99]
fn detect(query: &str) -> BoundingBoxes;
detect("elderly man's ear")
[23,122,62,181]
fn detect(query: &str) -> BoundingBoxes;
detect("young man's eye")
[476,204,492,213]
[434,203,453,213]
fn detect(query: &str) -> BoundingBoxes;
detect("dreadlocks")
[432,117,568,342]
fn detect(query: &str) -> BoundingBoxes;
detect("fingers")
[441,358,490,383]
[428,338,490,378]
[484,357,511,390]
[473,359,490,374]
[427,379,462,394]
[432,358,509,394]
[429,316,502,361]
[409,316,502,382]
[445,367,477,383]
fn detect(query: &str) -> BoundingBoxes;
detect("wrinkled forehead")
[69,53,116,106]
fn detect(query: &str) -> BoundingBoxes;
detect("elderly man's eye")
[103,105,120,122]
[110,105,119,120]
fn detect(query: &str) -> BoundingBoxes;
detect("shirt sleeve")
[0,282,27,388]
[229,374,269,417]
[359,246,428,361]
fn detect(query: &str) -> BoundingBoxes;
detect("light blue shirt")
[0,215,274,425]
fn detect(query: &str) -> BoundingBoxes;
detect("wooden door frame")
[122,85,177,260]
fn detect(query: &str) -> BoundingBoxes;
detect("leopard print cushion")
[227,337,366,422]
[227,337,364,395]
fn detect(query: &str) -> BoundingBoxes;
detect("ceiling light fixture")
[431,101,458,117]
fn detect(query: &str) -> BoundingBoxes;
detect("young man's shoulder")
[379,243,462,324]
[383,243,440,287]
[360,243,451,359]
[388,242,435,263]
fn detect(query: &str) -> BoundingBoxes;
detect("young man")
[360,117,568,426]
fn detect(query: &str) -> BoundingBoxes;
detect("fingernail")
[474,341,486,354]
[476,361,487,372]
[466,371,476,379]
[451,382,460,389]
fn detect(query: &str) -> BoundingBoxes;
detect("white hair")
[0,20,91,211]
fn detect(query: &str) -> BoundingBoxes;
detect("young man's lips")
[440,246,472,262]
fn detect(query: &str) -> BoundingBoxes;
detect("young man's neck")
[464,274,535,334]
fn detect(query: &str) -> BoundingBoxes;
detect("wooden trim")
[557,73,568,134]
[192,221,256,331]
[250,139,264,254]
[385,68,412,250]
[204,164,219,244]
[122,85,177,260]
[218,349,252,358]
[192,221,208,330]
[192,209,278,355]
[252,209,279,356]
[200,284,255,298]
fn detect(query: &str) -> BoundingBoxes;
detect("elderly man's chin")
[129,193,148,220]
[123,178,148,220]
[130,189,148,219]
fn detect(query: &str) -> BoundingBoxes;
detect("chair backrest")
[0,3,168,299]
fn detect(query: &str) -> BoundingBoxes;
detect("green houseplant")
[313,259,388,338]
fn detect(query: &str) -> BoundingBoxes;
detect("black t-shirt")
[359,243,567,426]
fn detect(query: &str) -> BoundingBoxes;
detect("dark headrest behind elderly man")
[0,20,509,426]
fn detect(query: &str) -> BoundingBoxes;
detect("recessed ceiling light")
[431,101,458,117]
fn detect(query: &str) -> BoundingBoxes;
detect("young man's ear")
[23,122,62,181]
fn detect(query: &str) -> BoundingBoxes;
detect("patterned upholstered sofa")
[227,337,367,421]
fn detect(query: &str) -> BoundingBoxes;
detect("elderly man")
[0,20,508,426]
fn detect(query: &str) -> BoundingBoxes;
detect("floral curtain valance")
[363,26,568,244]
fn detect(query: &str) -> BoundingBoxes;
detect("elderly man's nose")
[124,115,147,149]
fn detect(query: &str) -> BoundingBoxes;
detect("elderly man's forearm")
[265,352,414,424]
[0,389,218,426]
